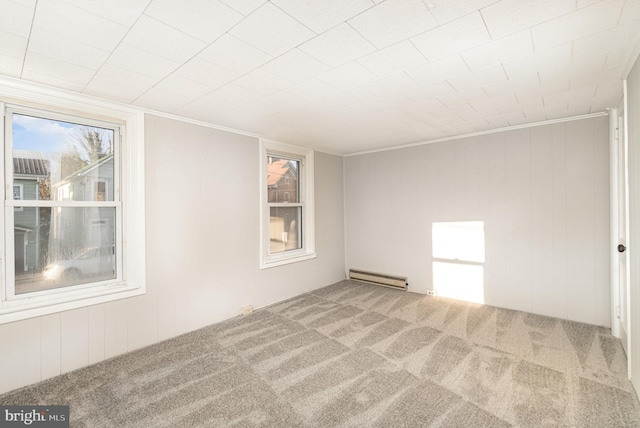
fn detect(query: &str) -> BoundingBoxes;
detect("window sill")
[260,251,317,269]
[0,281,145,324]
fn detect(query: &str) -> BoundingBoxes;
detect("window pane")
[269,207,302,253]
[14,207,116,294]
[267,156,299,203]
[12,113,114,202]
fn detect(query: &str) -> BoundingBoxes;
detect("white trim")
[344,112,608,157]
[624,79,632,378]
[0,80,146,324]
[259,139,315,269]
[610,108,620,337]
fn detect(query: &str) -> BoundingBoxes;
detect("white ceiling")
[1,0,639,154]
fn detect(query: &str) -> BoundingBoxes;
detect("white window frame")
[0,78,146,324]
[259,139,315,269]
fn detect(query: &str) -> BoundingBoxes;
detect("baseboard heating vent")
[349,269,407,290]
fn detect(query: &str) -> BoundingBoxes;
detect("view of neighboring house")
[49,154,115,262]
[13,152,49,277]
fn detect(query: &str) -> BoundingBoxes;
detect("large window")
[260,140,315,268]
[0,86,145,324]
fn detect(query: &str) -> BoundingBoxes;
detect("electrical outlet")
[241,305,254,315]
[426,290,437,296]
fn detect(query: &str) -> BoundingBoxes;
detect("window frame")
[0,79,146,324]
[259,139,315,269]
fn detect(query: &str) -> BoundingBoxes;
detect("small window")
[95,180,107,201]
[260,140,315,268]
[13,184,22,200]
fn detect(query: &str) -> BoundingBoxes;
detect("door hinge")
[616,305,621,319]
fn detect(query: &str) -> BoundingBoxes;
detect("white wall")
[626,53,640,391]
[345,116,610,326]
[0,114,345,394]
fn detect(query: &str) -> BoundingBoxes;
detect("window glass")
[12,114,114,202]
[267,156,299,203]
[269,206,302,253]
[14,207,116,294]
[8,110,119,297]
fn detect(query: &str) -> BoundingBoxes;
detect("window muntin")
[4,108,121,299]
[260,140,315,268]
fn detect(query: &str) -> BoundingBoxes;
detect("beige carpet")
[1,280,639,427]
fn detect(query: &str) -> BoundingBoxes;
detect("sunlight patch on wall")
[432,221,485,304]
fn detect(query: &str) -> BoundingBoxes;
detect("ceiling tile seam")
[138,3,398,109]
[615,0,626,26]
[19,0,38,79]
[56,0,152,27]
[478,7,493,41]
[268,1,319,36]
[127,6,277,107]
[79,1,156,93]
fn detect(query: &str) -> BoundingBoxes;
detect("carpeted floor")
[2,280,639,427]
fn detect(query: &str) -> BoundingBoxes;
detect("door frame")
[610,82,632,377]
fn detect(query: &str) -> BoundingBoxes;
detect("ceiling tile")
[348,0,439,48]
[28,28,110,71]
[107,43,179,80]
[483,72,540,97]
[461,30,534,70]
[538,54,606,84]
[531,0,625,51]
[60,0,149,27]
[361,72,421,98]
[229,2,316,57]
[84,64,157,103]
[299,23,376,67]
[173,57,239,89]
[357,40,427,78]
[122,15,206,64]
[144,0,243,43]
[605,48,634,71]
[405,54,469,86]
[572,22,640,64]
[426,0,500,25]
[415,80,457,99]
[620,0,640,24]
[446,65,507,92]
[217,0,267,15]
[468,92,519,112]
[271,0,373,33]
[133,86,206,112]
[501,43,572,79]
[234,68,292,96]
[0,0,35,38]
[0,54,23,78]
[260,91,306,112]
[569,67,623,91]
[283,78,339,101]
[153,74,215,100]
[262,49,328,83]
[410,12,491,62]
[33,0,128,51]
[23,51,95,90]
[198,34,272,75]
[481,0,575,40]
[316,61,378,91]
[0,31,28,60]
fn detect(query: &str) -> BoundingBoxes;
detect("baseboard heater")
[349,269,408,291]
